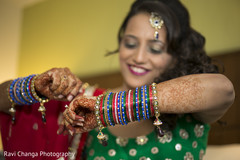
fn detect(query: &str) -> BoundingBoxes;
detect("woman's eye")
[149,47,163,54]
[124,43,137,49]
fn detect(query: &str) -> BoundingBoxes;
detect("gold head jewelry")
[149,12,164,40]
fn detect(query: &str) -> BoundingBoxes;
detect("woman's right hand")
[34,67,82,101]
[57,95,98,135]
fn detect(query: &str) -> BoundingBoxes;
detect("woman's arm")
[0,67,82,114]
[0,80,12,113]
[157,73,235,123]
[60,73,235,134]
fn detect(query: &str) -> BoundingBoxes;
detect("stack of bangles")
[94,83,164,146]
[7,74,49,124]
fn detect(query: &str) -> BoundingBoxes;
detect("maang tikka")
[149,12,164,40]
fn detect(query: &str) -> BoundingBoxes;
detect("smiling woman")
[119,13,173,89]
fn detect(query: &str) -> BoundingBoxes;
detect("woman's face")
[119,12,174,89]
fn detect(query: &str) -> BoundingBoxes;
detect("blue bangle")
[21,76,33,104]
[141,86,146,120]
[107,92,114,126]
[144,85,150,119]
[121,91,128,125]
[117,91,124,125]
[135,87,140,121]
[16,78,31,105]
[9,78,22,105]
[26,75,38,103]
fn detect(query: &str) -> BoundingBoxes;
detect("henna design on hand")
[34,67,82,101]
[58,95,98,135]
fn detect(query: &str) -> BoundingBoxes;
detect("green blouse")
[84,114,209,160]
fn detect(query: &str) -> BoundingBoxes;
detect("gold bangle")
[7,80,16,124]
[104,94,110,126]
[152,83,164,137]
[95,94,108,146]
[31,75,49,123]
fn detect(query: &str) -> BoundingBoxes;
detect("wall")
[17,0,240,77]
[0,0,21,83]
[18,0,134,77]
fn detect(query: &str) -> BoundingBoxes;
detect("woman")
[0,0,235,160]
[58,0,235,159]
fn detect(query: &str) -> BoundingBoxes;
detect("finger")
[49,68,61,91]
[62,74,77,97]
[64,120,75,136]
[64,68,82,100]
[53,73,69,95]
[57,119,65,135]
[75,127,85,134]
[63,109,84,126]
[68,79,82,101]
[74,113,97,133]
[67,107,85,121]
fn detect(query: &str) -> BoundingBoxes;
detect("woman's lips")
[128,65,149,76]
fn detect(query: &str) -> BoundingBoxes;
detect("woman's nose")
[133,46,147,64]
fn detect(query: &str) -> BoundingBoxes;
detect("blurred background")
[0,0,240,159]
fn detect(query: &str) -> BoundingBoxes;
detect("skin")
[119,13,174,90]
[58,13,235,137]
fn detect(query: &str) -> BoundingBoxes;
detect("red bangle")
[125,91,130,122]
[130,89,135,121]
[99,96,106,127]
[149,85,155,117]
[112,93,117,125]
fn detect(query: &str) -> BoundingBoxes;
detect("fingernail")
[67,95,73,101]
[76,115,84,121]
[69,130,73,136]
[58,95,64,99]
[76,123,83,126]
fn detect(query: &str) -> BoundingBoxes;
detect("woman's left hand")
[57,95,98,135]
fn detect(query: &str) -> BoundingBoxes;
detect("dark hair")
[110,0,219,130]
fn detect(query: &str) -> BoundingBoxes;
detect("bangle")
[149,84,155,117]
[114,92,119,125]
[117,91,124,125]
[7,81,16,123]
[13,79,23,105]
[111,93,117,125]
[107,92,114,126]
[9,78,22,105]
[126,90,132,122]
[135,87,140,121]
[20,77,32,103]
[31,75,49,123]
[26,74,38,103]
[141,86,146,120]
[130,89,135,121]
[121,91,128,125]
[145,85,150,119]
[99,95,106,127]
[16,78,31,105]
[95,94,108,146]
[151,82,164,137]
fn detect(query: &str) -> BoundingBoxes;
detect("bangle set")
[7,74,49,123]
[94,83,164,146]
